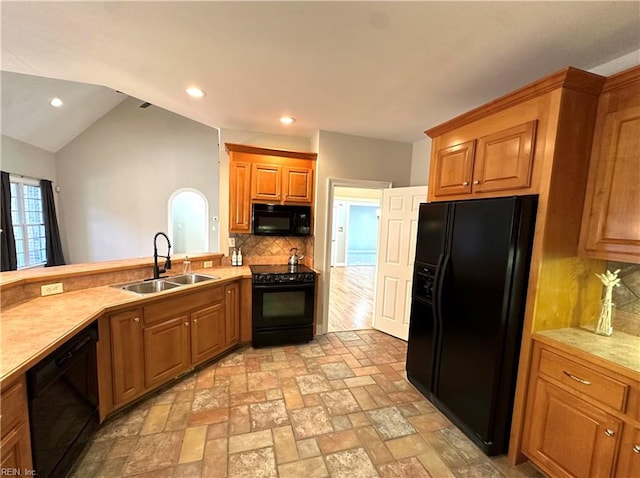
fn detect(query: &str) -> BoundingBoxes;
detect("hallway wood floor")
[328,266,376,332]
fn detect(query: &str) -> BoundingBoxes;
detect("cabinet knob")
[473,180,480,185]
[133,317,140,323]
[193,318,198,323]
[462,181,469,186]
[633,444,640,454]
[604,429,615,437]
[227,290,231,294]
[184,321,190,327]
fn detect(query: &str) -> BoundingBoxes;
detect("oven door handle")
[253,282,315,290]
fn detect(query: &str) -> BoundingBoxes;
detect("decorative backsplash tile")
[228,234,314,267]
[608,261,640,336]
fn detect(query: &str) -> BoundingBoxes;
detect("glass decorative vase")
[594,299,615,337]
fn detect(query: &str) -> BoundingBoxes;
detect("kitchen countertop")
[0,266,251,386]
[535,327,640,376]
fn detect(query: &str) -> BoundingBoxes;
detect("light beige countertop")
[0,266,251,386]
[535,327,640,376]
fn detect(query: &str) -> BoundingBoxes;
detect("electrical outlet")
[41,283,64,296]
[203,261,213,268]
[228,238,236,247]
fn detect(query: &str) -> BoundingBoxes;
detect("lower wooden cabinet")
[617,425,640,477]
[225,282,240,346]
[103,281,242,415]
[0,376,33,474]
[110,308,144,406]
[191,303,225,365]
[144,314,191,388]
[524,338,640,478]
[526,378,621,478]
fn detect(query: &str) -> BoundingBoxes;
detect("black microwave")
[252,204,311,236]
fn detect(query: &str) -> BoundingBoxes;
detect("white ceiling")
[1,1,639,148]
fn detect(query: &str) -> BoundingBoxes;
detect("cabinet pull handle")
[473,180,480,185]
[604,429,615,437]
[563,371,591,385]
[133,317,140,323]
[462,181,469,186]
[633,445,640,454]
[184,321,190,327]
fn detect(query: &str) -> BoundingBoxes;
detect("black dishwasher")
[27,323,99,478]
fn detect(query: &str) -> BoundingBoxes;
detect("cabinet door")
[527,379,621,478]
[431,140,475,197]
[144,315,190,388]
[473,120,536,193]
[225,282,240,346]
[252,163,282,201]
[0,377,32,474]
[1,423,32,474]
[229,161,252,233]
[110,309,144,406]
[191,303,225,365]
[616,425,640,478]
[283,166,313,203]
[581,106,640,261]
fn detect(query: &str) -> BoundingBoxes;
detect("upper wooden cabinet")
[579,66,640,264]
[252,163,282,201]
[425,68,604,203]
[229,161,252,233]
[431,121,536,198]
[226,142,317,233]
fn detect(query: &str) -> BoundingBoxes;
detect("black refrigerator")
[406,195,537,456]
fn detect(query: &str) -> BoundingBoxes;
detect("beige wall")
[1,135,57,181]
[410,137,431,186]
[56,98,219,263]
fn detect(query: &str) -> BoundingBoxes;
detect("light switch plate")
[203,261,213,268]
[41,283,64,296]
[228,238,236,247]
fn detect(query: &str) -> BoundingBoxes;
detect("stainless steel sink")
[114,273,220,295]
[167,273,219,285]
[121,279,181,294]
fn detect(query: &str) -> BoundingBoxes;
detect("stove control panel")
[253,272,315,284]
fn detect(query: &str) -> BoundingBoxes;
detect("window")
[10,178,47,268]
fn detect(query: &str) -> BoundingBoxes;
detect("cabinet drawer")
[144,287,224,325]
[538,348,629,412]
[1,377,27,433]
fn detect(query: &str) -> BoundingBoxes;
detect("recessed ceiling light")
[50,97,63,108]
[186,86,206,98]
[280,116,295,125]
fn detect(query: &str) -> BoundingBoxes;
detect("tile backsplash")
[608,261,640,336]
[227,234,314,267]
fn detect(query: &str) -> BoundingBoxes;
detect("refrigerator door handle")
[435,253,450,325]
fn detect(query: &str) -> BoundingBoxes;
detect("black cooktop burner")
[250,264,313,275]
[250,264,315,284]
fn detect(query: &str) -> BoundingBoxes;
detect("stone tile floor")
[72,330,545,477]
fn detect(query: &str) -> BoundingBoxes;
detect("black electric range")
[249,264,316,347]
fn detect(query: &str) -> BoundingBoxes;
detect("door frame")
[320,178,392,335]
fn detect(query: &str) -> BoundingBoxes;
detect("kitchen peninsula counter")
[534,327,640,377]
[0,265,251,387]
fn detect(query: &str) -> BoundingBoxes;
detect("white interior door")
[372,186,428,340]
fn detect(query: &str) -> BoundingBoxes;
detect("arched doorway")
[168,188,208,254]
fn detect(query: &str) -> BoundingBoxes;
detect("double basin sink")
[115,273,220,295]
